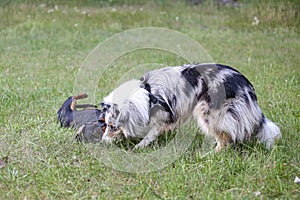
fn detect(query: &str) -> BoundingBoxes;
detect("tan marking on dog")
[70,99,76,111]
[216,132,232,152]
[193,101,210,134]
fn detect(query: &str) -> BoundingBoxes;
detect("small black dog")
[57,94,106,143]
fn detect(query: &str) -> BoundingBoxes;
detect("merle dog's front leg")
[134,126,160,149]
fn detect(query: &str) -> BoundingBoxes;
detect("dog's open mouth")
[106,123,124,140]
[98,115,124,140]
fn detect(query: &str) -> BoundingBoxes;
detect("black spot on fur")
[216,64,256,101]
[223,73,254,100]
[181,67,201,88]
[143,83,175,123]
[143,83,151,94]
[216,64,240,74]
[199,78,210,103]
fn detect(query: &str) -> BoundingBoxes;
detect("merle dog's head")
[100,101,124,143]
[99,79,143,143]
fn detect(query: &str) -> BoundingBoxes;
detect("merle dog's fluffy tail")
[256,118,281,149]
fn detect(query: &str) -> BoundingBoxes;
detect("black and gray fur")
[101,63,281,151]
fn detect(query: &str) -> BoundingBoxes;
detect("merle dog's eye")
[100,102,111,112]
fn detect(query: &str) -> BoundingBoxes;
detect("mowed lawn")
[0,0,299,199]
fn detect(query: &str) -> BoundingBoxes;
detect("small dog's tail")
[257,117,281,149]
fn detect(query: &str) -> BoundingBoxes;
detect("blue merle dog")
[101,63,281,151]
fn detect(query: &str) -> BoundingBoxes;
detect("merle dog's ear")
[110,104,120,117]
[117,112,128,124]
[100,102,105,108]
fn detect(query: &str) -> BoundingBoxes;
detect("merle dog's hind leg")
[215,132,232,152]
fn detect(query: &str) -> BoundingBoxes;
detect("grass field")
[0,0,299,199]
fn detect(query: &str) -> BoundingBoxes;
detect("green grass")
[0,0,299,199]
